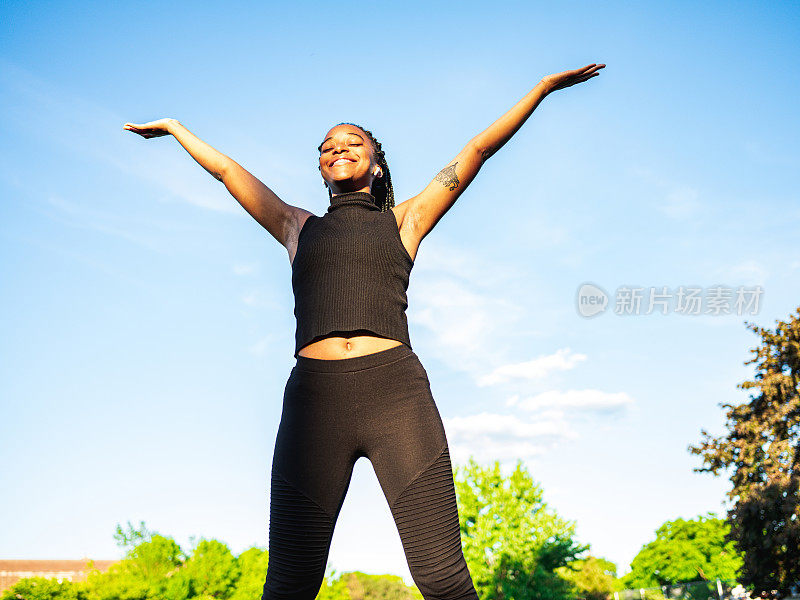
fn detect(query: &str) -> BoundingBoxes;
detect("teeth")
[333,159,352,166]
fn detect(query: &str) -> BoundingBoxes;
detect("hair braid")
[325,122,395,212]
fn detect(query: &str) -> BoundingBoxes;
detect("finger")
[569,73,596,87]
[569,64,596,78]
[587,64,605,75]
[557,73,594,91]
[571,72,600,87]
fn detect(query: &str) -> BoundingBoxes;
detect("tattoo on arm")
[434,162,460,191]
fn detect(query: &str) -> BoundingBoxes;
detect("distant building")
[0,559,117,593]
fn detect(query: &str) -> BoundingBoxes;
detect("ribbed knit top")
[290,191,415,358]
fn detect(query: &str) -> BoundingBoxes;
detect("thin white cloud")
[445,388,633,467]
[477,347,587,386]
[408,237,524,375]
[446,411,574,440]
[517,389,634,413]
[444,411,577,466]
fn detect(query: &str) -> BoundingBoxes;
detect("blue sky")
[1,0,799,584]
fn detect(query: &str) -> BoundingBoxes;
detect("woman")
[124,62,604,600]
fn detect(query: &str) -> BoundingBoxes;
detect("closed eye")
[319,137,364,153]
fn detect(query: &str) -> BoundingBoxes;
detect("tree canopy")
[689,307,800,598]
[622,513,743,588]
[454,457,589,600]
[556,555,621,600]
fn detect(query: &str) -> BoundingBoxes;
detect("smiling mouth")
[331,158,356,167]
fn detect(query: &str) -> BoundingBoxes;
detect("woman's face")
[318,124,380,195]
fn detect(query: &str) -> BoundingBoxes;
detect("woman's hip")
[280,344,436,428]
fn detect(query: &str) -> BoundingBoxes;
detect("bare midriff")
[297,334,404,360]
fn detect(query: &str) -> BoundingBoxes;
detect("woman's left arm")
[395,63,605,252]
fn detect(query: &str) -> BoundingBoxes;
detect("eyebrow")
[318,132,364,151]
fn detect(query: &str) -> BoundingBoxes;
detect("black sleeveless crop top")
[290,190,415,358]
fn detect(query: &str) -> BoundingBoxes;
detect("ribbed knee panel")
[391,446,479,600]
[261,467,334,600]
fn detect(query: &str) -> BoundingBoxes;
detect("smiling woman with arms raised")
[124,62,604,600]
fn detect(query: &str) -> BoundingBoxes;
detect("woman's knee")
[408,553,479,600]
[261,468,335,600]
[261,569,326,600]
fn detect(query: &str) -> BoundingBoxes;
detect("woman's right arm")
[123,118,313,262]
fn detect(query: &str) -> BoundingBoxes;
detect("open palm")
[123,118,174,139]
[541,63,605,94]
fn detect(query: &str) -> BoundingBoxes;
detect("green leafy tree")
[83,522,186,600]
[1,577,84,600]
[228,547,269,600]
[556,556,620,600]
[343,571,419,599]
[174,538,240,600]
[622,513,743,588]
[454,458,587,600]
[313,568,350,600]
[689,309,800,598]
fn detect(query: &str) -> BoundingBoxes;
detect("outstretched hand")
[540,63,605,94]
[123,118,175,139]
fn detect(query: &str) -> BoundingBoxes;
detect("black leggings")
[261,343,479,600]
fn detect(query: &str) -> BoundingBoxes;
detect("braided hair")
[322,122,395,212]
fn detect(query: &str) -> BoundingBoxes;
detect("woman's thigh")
[359,354,449,508]
[271,366,362,518]
[358,354,478,599]
[263,367,362,600]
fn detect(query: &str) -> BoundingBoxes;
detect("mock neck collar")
[327,191,381,213]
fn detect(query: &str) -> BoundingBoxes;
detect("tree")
[689,308,800,598]
[314,569,351,600]
[454,458,587,600]
[343,571,418,600]
[83,522,186,600]
[172,538,240,600]
[556,556,620,600]
[1,577,84,600]
[622,513,743,588]
[228,547,269,600]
